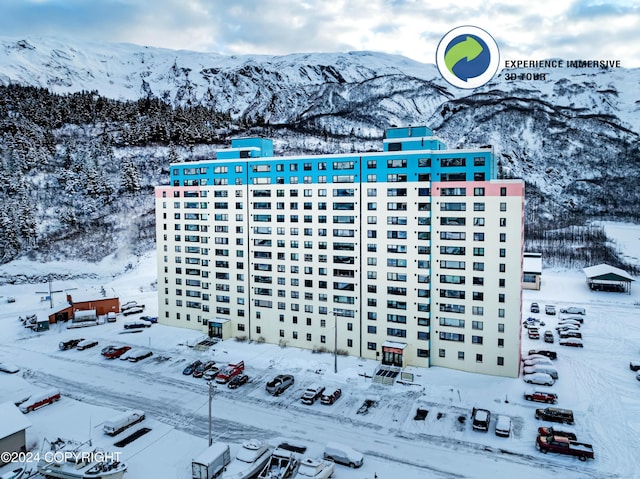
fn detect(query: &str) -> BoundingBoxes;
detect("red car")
[321,388,342,405]
[101,345,132,359]
[524,391,558,404]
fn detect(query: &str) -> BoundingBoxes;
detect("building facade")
[155,126,523,377]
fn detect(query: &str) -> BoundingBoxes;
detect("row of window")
[437,349,506,366]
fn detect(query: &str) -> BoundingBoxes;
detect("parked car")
[535,407,574,424]
[528,349,557,360]
[556,324,580,331]
[321,388,342,405]
[559,331,582,339]
[182,360,202,375]
[545,305,556,315]
[215,361,245,384]
[120,301,138,311]
[301,385,326,405]
[495,415,512,437]
[202,366,220,381]
[59,338,84,350]
[543,331,554,343]
[537,426,577,440]
[630,361,640,372]
[140,315,158,323]
[536,434,594,461]
[559,338,584,348]
[561,315,584,324]
[0,362,20,374]
[471,408,491,432]
[523,372,555,386]
[266,374,295,396]
[193,361,216,378]
[323,442,363,468]
[228,374,249,389]
[524,391,558,404]
[524,365,558,379]
[124,319,152,329]
[18,388,61,413]
[76,339,99,351]
[560,306,586,315]
[101,345,131,359]
[127,349,153,362]
[558,319,581,328]
[528,328,540,340]
[7,296,16,303]
[523,356,553,367]
[530,302,540,313]
[636,371,640,382]
[122,306,145,316]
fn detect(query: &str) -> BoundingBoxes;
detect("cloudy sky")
[0,0,639,67]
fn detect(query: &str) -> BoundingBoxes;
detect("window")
[500,202,507,211]
[499,248,506,258]
[500,233,506,242]
[458,351,465,360]
[497,356,504,366]
[472,336,483,345]
[476,354,483,363]
[498,338,504,348]
[474,232,484,241]
[499,263,506,273]
[472,321,483,330]
[498,323,505,333]
[500,218,507,227]
[439,349,446,358]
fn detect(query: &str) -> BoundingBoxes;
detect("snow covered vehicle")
[215,361,245,384]
[103,409,145,436]
[18,388,61,413]
[192,442,231,479]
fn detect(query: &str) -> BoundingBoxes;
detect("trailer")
[103,409,145,436]
[192,443,231,479]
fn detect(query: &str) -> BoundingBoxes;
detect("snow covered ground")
[1,227,640,479]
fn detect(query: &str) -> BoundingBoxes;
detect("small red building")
[48,294,120,324]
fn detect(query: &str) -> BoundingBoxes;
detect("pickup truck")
[536,435,594,461]
[524,391,558,404]
[215,361,245,384]
[537,426,577,440]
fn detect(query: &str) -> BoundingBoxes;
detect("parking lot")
[1,257,640,478]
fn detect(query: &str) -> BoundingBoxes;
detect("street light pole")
[331,310,339,374]
[208,381,215,446]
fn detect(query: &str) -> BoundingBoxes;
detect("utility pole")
[35,275,64,309]
[331,310,340,374]
[208,381,215,446]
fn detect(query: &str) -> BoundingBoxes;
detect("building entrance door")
[208,322,222,339]
[382,348,404,367]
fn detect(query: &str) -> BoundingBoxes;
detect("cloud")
[0,0,638,66]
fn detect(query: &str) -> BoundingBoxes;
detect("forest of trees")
[0,84,637,275]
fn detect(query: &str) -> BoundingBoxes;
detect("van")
[107,312,117,322]
[535,407,574,425]
[523,365,558,379]
[323,442,363,468]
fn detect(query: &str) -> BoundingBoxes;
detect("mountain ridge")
[0,35,639,271]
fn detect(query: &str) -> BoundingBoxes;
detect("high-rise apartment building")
[155,126,523,377]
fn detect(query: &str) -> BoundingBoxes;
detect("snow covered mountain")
[1,35,639,268]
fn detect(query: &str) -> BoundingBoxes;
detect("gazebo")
[583,264,634,293]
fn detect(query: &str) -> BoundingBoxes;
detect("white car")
[558,319,581,327]
[495,415,512,437]
[560,306,586,315]
[523,372,555,386]
[545,305,556,315]
[523,357,553,367]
